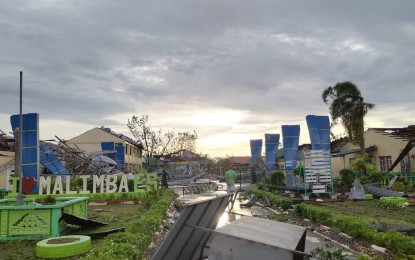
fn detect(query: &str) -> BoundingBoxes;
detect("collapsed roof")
[0,130,15,151]
[155,149,204,163]
[0,131,127,175]
[42,136,127,175]
[369,125,415,140]
[99,126,143,149]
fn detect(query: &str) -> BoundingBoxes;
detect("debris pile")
[0,130,126,175]
[43,136,126,175]
[0,130,14,152]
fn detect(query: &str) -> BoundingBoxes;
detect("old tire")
[35,235,91,259]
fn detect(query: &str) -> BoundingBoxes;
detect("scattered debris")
[1,129,132,176]
[240,194,258,208]
[62,212,107,227]
[371,245,387,253]
[339,232,352,239]
[0,130,15,151]
[263,195,271,207]
[349,179,365,200]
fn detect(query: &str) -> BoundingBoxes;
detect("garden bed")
[251,188,415,258]
[0,190,176,259]
[311,199,415,228]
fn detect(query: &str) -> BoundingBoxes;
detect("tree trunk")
[359,106,365,156]
[360,132,365,156]
[359,114,367,175]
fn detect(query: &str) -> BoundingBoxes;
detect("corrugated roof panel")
[152,194,233,260]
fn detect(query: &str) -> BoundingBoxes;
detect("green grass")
[252,189,415,256]
[0,190,175,260]
[0,203,149,259]
[312,200,415,227]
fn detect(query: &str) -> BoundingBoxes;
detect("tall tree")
[127,114,197,168]
[322,81,375,156]
[167,131,198,154]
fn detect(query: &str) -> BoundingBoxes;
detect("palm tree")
[322,81,375,156]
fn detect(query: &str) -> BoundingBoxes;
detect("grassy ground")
[310,199,415,227]
[0,202,147,260]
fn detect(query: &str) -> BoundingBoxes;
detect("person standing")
[225,164,237,193]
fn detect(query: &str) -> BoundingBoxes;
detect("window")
[379,156,392,171]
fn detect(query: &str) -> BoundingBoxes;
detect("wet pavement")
[172,180,358,259]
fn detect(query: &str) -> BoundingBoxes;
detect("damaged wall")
[0,151,14,190]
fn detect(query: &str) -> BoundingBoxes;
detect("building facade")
[331,126,415,177]
[66,127,143,172]
[0,151,14,190]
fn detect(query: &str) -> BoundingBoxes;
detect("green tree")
[127,115,197,168]
[169,131,198,153]
[293,165,305,180]
[214,157,231,173]
[322,81,375,156]
[270,170,285,186]
[351,153,377,177]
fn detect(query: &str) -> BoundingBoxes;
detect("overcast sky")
[1,1,414,157]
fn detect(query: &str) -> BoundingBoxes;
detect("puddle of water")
[216,195,261,228]
[176,183,265,229]
[217,208,239,228]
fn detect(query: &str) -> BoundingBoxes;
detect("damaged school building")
[0,114,144,191]
[330,126,415,181]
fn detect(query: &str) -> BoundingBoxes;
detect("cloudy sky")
[0,1,414,157]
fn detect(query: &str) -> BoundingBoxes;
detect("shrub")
[85,233,143,259]
[35,195,56,205]
[351,154,377,176]
[267,213,291,222]
[270,171,285,186]
[293,166,305,180]
[294,203,333,225]
[339,169,354,188]
[379,197,408,210]
[359,175,370,184]
[335,216,370,238]
[70,177,84,190]
[368,170,386,183]
[250,188,292,210]
[292,202,415,255]
[312,243,348,260]
[256,176,268,190]
[391,181,406,192]
[372,230,415,255]
[83,189,175,260]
